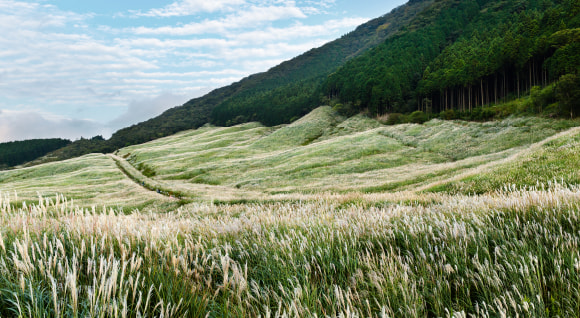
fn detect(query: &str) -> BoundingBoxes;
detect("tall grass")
[430,128,580,194]
[115,109,579,195]
[1,183,579,316]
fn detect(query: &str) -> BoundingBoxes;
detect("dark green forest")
[5,0,580,167]
[324,0,580,118]
[0,138,71,169]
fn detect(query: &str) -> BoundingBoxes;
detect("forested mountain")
[323,0,580,116]
[105,0,433,148]
[0,138,71,169]
[33,0,431,160]
[11,0,580,167]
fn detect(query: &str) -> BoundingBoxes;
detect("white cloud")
[137,0,246,17]
[0,109,105,142]
[132,4,307,36]
[0,2,158,109]
[229,17,366,44]
[0,0,370,142]
[107,92,192,129]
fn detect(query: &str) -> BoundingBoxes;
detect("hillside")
[1,107,580,316]
[12,0,580,168]
[0,138,70,169]
[2,106,578,206]
[40,0,432,163]
[324,0,580,115]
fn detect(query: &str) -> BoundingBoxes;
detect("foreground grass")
[1,184,579,317]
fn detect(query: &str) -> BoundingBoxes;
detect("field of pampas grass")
[1,183,579,317]
[1,110,580,316]
[116,109,579,195]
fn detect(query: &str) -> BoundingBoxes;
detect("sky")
[0,0,407,142]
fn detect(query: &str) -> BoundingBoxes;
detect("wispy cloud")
[135,0,246,17]
[228,18,367,44]
[0,109,105,142]
[0,0,371,141]
[107,92,193,129]
[132,4,307,36]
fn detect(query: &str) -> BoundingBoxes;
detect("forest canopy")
[0,138,71,168]
[323,0,580,117]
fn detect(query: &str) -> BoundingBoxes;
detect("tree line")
[0,138,71,169]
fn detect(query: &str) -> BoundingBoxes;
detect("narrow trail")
[108,154,183,200]
[415,126,580,192]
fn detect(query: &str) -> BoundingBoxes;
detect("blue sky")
[0,0,407,142]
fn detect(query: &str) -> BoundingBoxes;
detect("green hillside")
[1,108,580,316]
[116,106,579,196]
[12,0,580,168]
[324,0,580,116]
[42,0,432,163]
[3,105,578,206]
[0,138,70,169]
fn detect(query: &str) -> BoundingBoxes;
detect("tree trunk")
[503,70,507,100]
[481,79,484,106]
[528,61,533,91]
[486,80,489,106]
[495,75,498,105]
[469,85,472,112]
[451,88,454,109]
[517,72,520,98]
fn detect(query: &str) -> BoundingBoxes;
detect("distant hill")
[0,138,71,169]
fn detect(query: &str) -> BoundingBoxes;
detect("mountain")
[11,0,580,167]
[41,0,434,158]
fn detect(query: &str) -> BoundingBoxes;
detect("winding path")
[108,154,183,199]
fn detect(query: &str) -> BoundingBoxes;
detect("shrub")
[555,73,580,118]
[440,109,457,120]
[333,103,358,117]
[409,111,427,124]
[385,113,406,125]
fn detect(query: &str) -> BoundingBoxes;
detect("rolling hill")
[1,105,578,207]
[1,106,580,316]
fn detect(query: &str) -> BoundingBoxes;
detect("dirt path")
[415,126,580,192]
[108,154,183,199]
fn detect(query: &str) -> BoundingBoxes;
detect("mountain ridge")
[34,0,434,162]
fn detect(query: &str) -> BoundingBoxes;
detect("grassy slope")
[117,106,579,197]
[2,107,580,316]
[427,127,580,194]
[0,153,174,211]
[1,105,578,206]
